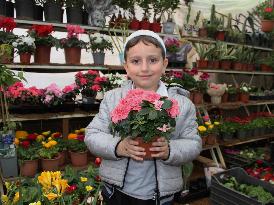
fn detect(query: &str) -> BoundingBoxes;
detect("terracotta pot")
[64,47,81,64]
[129,18,140,30]
[202,136,207,147]
[58,150,67,166]
[34,45,51,64]
[198,28,207,38]
[206,134,217,145]
[232,62,243,71]
[207,61,213,68]
[197,59,208,69]
[215,31,225,41]
[222,92,228,103]
[70,150,88,167]
[247,64,255,71]
[134,137,159,159]
[19,52,31,64]
[260,64,272,72]
[140,20,150,30]
[150,22,161,33]
[212,60,220,69]
[228,93,239,102]
[193,92,203,104]
[239,93,249,103]
[242,63,248,71]
[20,159,38,177]
[0,55,13,64]
[221,60,232,70]
[41,155,60,171]
[261,20,274,33]
[189,92,194,102]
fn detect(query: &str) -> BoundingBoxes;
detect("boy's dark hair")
[124,35,166,60]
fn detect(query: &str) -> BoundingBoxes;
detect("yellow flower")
[208,125,214,129]
[68,133,78,140]
[86,185,93,192]
[75,130,80,134]
[205,122,211,126]
[214,122,220,125]
[44,143,52,149]
[198,126,207,132]
[13,192,19,203]
[80,128,85,133]
[81,177,88,182]
[29,201,42,205]
[38,171,52,190]
[42,131,51,136]
[48,140,57,146]
[48,137,52,141]
[1,195,8,204]
[45,193,58,201]
[15,131,28,139]
[4,182,10,190]
[36,135,45,142]
[53,179,68,195]
[14,138,20,146]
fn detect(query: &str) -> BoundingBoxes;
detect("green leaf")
[149,110,157,120]
[139,108,150,115]
[162,100,172,109]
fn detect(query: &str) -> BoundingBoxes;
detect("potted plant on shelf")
[164,37,180,64]
[136,0,152,30]
[183,5,192,36]
[41,83,63,112]
[29,24,56,64]
[38,0,64,23]
[239,83,251,103]
[219,43,236,70]
[67,129,88,167]
[15,0,35,20]
[12,35,36,64]
[88,32,113,65]
[227,84,238,102]
[49,131,67,166]
[219,121,237,141]
[58,25,86,65]
[150,0,164,32]
[0,17,17,64]
[110,89,179,159]
[194,43,212,69]
[162,0,180,34]
[192,10,201,37]
[61,83,78,112]
[15,131,40,177]
[207,83,227,104]
[254,0,274,32]
[65,0,84,24]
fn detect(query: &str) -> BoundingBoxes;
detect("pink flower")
[94,76,107,84]
[87,70,98,76]
[200,72,209,81]
[203,115,210,122]
[153,100,164,110]
[79,77,88,86]
[91,84,101,91]
[167,99,180,118]
[110,105,131,123]
[157,124,171,132]
[66,24,85,38]
[62,83,76,94]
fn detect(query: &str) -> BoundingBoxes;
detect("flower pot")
[211,96,222,104]
[82,10,89,25]
[58,150,67,166]
[140,20,150,30]
[198,28,207,38]
[44,2,63,23]
[221,60,232,70]
[239,93,249,103]
[163,21,175,34]
[41,155,60,171]
[15,0,35,20]
[6,1,14,18]
[215,31,225,41]
[19,52,31,65]
[0,154,18,178]
[20,159,38,177]
[197,59,208,69]
[261,20,274,33]
[64,47,81,65]
[247,64,255,71]
[189,92,194,102]
[228,93,238,102]
[260,64,272,72]
[92,52,105,65]
[193,92,203,104]
[66,7,83,24]
[129,18,140,30]
[134,137,160,159]
[202,136,207,147]
[212,60,220,69]
[34,45,51,64]
[0,0,6,16]
[69,150,88,167]
[206,134,217,145]
[183,24,192,36]
[221,132,234,142]
[33,4,43,21]
[236,130,247,140]
[232,62,243,71]
[222,92,228,103]
[150,22,162,33]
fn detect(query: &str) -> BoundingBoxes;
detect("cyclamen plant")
[62,83,78,102]
[12,35,36,54]
[0,17,17,44]
[103,73,127,91]
[110,89,180,142]
[29,24,56,46]
[42,83,63,106]
[164,37,180,53]
[88,32,113,53]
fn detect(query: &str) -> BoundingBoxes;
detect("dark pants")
[102,189,156,205]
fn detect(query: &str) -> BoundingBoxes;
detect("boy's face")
[124,41,168,92]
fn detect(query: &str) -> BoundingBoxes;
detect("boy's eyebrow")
[128,54,161,59]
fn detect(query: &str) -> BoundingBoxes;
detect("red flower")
[262,173,273,181]
[52,132,62,138]
[95,175,101,182]
[265,7,273,13]
[91,84,101,92]
[256,159,263,165]
[27,133,38,141]
[21,141,30,149]
[0,17,16,32]
[66,184,77,193]
[264,167,272,172]
[95,157,101,166]
[31,24,53,37]
[77,134,85,141]
[200,72,210,81]
[87,70,99,76]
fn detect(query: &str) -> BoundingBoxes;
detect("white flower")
[23,36,35,46]
[12,42,18,47]
[94,37,103,44]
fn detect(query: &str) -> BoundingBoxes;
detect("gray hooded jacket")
[85,80,202,197]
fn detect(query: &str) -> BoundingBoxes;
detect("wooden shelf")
[5,63,124,72]
[196,100,274,109]
[198,69,274,76]
[220,134,274,147]
[183,36,273,52]
[14,19,179,38]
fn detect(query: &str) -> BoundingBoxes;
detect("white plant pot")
[211,96,222,104]
[163,22,175,34]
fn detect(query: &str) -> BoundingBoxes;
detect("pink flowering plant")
[110,89,180,142]
[254,0,274,20]
[6,82,43,105]
[62,83,78,102]
[164,37,180,53]
[42,83,63,106]
[75,70,108,97]
[58,25,87,49]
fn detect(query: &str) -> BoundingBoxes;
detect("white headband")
[123,30,166,58]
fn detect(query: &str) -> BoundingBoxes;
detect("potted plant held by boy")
[12,35,36,64]
[88,32,113,65]
[67,130,88,167]
[58,25,86,65]
[110,89,179,159]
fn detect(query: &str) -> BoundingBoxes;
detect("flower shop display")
[29,24,56,64]
[239,83,251,103]
[67,128,88,167]
[12,35,36,64]
[198,119,220,146]
[103,72,127,91]
[41,83,63,112]
[207,83,227,104]
[164,37,182,66]
[254,0,274,32]
[0,17,16,63]
[110,89,179,159]
[58,25,87,65]
[88,32,113,65]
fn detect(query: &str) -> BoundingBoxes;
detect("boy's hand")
[116,138,146,161]
[150,137,169,160]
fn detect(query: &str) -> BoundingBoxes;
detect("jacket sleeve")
[84,91,121,160]
[162,97,202,166]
